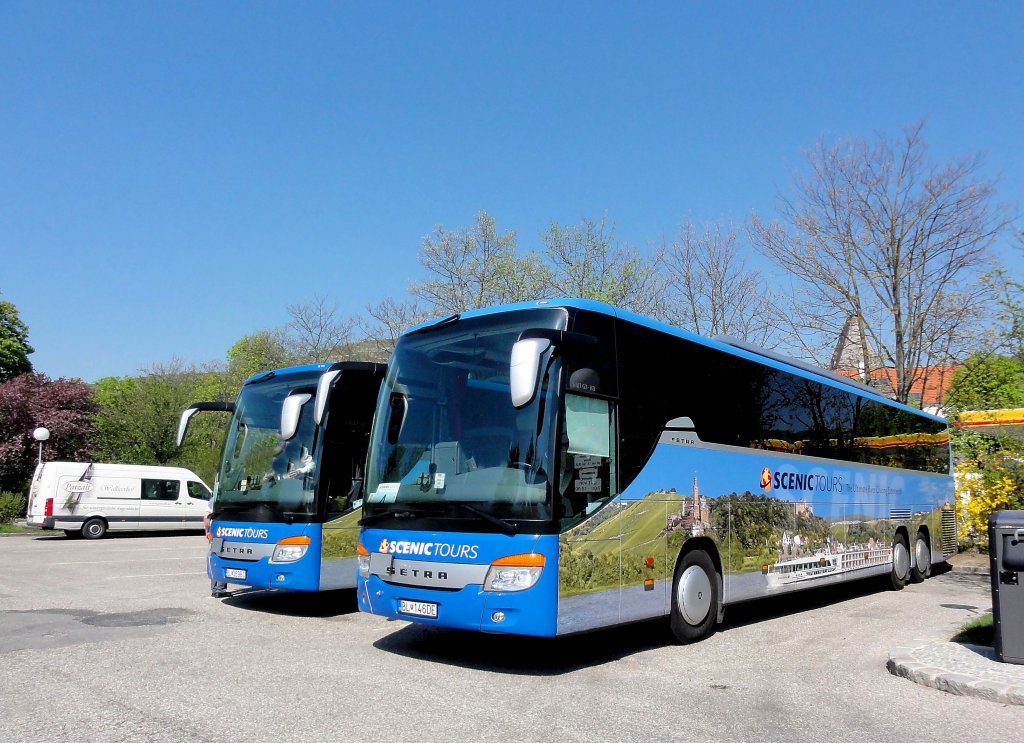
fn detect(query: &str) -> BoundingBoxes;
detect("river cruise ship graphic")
[762,545,893,587]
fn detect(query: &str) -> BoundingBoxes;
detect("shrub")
[0,491,27,523]
[956,457,1024,550]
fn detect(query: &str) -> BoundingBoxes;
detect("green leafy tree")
[92,360,230,482]
[0,292,33,382]
[946,354,1024,412]
[411,211,548,313]
[226,330,292,388]
[542,216,662,315]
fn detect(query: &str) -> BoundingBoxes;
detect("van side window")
[142,479,180,501]
[187,481,211,501]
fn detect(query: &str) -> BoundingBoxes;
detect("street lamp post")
[32,427,50,466]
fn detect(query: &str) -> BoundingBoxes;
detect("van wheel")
[670,549,719,644]
[889,533,909,590]
[63,530,81,539]
[910,532,931,583]
[82,518,107,540]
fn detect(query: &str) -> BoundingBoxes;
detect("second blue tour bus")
[179,361,385,593]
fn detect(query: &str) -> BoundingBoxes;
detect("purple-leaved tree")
[0,373,98,492]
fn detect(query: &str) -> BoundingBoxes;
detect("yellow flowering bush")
[956,459,1024,548]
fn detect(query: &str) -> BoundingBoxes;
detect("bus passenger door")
[556,394,621,635]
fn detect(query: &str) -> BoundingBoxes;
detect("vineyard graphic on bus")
[557,445,949,604]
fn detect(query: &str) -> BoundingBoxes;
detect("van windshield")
[214,372,320,517]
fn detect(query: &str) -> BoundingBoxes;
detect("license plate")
[398,599,438,618]
[225,568,247,580]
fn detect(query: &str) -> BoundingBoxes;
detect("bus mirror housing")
[510,337,551,408]
[281,393,313,442]
[176,408,200,448]
[176,401,234,447]
[314,370,342,426]
[386,393,408,445]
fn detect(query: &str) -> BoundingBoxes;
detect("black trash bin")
[989,510,1024,665]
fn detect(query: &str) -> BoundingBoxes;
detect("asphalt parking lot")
[0,532,1019,743]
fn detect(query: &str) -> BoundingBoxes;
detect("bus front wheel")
[889,533,910,590]
[670,549,719,644]
[82,518,107,540]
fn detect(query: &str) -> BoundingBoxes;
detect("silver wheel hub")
[893,541,910,580]
[677,565,712,626]
[915,537,930,574]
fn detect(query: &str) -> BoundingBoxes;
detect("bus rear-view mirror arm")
[176,402,234,447]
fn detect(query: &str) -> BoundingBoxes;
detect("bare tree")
[542,216,663,316]
[410,212,544,313]
[750,121,1011,404]
[285,295,357,363]
[361,297,429,360]
[661,220,781,345]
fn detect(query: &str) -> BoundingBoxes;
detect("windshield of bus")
[364,309,567,526]
[215,371,320,517]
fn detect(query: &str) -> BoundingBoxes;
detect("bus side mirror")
[176,408,200,448]
[386,393,408,445]
[281,393,313,441]
[176,401,234,447]
[314,370,342,426]
[510,337,551,408]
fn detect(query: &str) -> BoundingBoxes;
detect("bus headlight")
[271,535,310,563]
[483,553,544,592]
[356,543,370,577]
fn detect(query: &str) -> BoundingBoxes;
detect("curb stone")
[888,640,1024,705]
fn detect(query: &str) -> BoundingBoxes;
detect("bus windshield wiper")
[358,509,419,527]
[209,501,293,523]
[451,502,517,535]
[251,500,294,524]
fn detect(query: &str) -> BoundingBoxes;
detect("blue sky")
[2,2,1022,382]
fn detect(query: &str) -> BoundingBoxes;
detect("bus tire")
[670,549,719,644]
[889,532,909,590]
[82,518,107,540]
[910,531,931,583]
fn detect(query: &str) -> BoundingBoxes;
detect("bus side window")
[560,394,616,527]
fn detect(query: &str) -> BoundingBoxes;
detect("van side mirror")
[281,393,313,441]
[510,338,551,408]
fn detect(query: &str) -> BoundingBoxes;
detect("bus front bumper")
[209,552,323,592]
[356,574,557,637]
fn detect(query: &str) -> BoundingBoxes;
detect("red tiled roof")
[834,365,960,405]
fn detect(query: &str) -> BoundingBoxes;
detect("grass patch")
[951,613,994,646]
[0,523,55,535]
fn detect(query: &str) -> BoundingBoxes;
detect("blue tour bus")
[355,299,954,641]
[179,361,385,593]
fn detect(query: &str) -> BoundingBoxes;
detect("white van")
[24,462,212,539]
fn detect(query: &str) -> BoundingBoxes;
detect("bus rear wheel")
[889,533,910,590]
[670,549,719,644]
[82,518,107,540]
[910,532,931,583]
